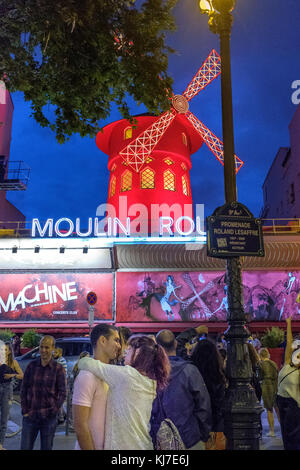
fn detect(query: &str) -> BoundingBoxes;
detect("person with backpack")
[78,334,170,450]
[154,330,212,450]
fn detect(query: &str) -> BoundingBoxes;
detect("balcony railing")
[261,218,300,234]
[0,161,30,191]
[0,218,299,239]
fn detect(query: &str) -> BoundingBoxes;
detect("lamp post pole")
[199,0,263,450]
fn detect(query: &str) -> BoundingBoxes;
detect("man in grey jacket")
[156,330,212,449]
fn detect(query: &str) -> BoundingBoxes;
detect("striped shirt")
[21,358,66,421]
[56,356,68,376]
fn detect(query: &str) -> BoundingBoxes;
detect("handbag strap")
[278,367,298,386]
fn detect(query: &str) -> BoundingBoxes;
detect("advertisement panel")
[0,273,114,322]
[116,271,300,323]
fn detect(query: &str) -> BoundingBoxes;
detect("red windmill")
[96,50,244,234]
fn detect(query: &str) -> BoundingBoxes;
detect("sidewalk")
[3,396,283,451]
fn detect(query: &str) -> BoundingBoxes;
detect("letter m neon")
[32,219,53,237]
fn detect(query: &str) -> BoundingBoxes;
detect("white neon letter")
[159,217,173,236]
[32,218,53,237]
[54,218,74,237]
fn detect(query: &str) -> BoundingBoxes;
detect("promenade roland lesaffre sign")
[206,202,265,258]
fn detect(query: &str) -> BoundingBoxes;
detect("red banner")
[0,273,114,322]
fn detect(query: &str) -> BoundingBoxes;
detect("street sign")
[86,291,97,306]
[88,305,95,328]
[206,202,265,258]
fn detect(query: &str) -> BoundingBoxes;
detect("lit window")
[121,170,132,192]
[109,176,116,198]
[111,164,116,172]
[141,168,155,189]
[146,156,154,164]
[122,160,129,166]
[181,162,187,171]
[182,133,187,146]
[164,170,176,191]
[164,158,174,166]
[182,175,189,196]
[124,127,133,140]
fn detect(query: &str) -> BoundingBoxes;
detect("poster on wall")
[0,273,114,322]
[116,271,300,323]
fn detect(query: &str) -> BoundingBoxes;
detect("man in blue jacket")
[156,329,212,450]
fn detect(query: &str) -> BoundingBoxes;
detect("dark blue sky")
[7,0,300,224]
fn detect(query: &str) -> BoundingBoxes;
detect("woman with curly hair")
[191,339,226,450]
[78,334,170,450]
[0,342,23,450]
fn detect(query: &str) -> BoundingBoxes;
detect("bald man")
[20,335,66,450]
[155,330,212,450]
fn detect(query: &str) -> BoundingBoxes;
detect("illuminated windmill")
[96,50,244,232]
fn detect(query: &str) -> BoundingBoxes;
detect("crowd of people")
[0,318,300,451]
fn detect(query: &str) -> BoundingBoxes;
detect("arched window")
[141,167,155,189]
[109,175,116,198]
[121,170,132,192]
[182,175,189,196]
[182,133,187,146]
[181,162,187,171]
[111,163,116,172]
[164,158,174,166]
[164,170,176,191]
[124,127,133,140]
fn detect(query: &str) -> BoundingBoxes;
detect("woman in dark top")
[191,339,227,450]
[0,342,23,450]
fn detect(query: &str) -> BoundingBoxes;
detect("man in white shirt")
[72,324,121,450]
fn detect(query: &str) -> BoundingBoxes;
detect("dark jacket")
[159,355,212,448]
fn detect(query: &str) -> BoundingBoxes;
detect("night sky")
[6,0,300,226]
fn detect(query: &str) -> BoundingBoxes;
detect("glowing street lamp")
[198,0,263,451]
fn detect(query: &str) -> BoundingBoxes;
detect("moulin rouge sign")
[31,202,206,238]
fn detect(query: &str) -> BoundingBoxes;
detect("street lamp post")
[199,0,263,450]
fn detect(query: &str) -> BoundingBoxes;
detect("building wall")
[0,83,25,222]
[261,103,300,219]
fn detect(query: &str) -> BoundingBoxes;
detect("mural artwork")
[0,273,114,322]
[116,271,300,322]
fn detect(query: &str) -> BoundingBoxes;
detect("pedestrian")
[252,333,262,352]
[12,335,21,357]
[276,317,300,450]
[78,334,170,449]
[116,326,132,365]
[53,347,68,424]
[0,342,23,450]
[191,336,226,450]
[72,324,121,450]
[258,347,279,437]
[247,343,262,403]
[20,335,67,450]
[72,351,90,382]
[155,330,212,449]
[176,325,208,360]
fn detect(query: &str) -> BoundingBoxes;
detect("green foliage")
[0,329,14,342]
[0,0,177,142]
[261,327,285,348]
[21,329,42,348]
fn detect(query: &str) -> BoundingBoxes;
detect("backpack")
[150,390,186,450]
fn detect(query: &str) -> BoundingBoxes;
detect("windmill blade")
[185,111,244,173]
[119,109,176,173]
[182,50,221,102]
